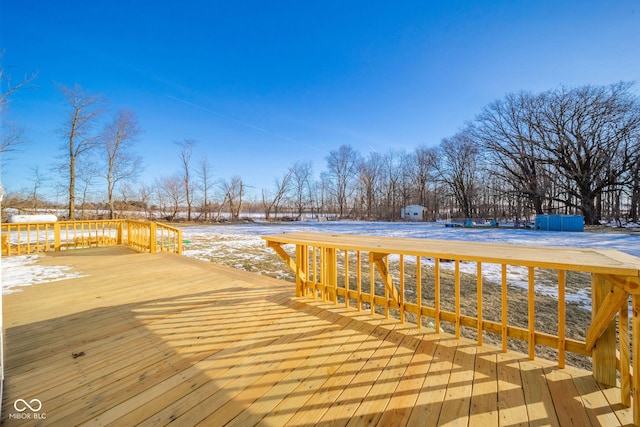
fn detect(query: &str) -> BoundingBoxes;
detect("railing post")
[1,233,7,256]
[325,247,337,303]
[295,244,305,297]
[633,295,640,425]
[54,222,61,251]
[591,274,617,386]
[149,222,157,253]
[116,221,123,245]
[177,229,183,254]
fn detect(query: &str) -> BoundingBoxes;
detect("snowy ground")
[184,220,640,257]
[3,221,639,304]
[1,255,85,295]
[181,221,640,308]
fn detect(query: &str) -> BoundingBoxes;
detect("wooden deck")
[1,246,633,426]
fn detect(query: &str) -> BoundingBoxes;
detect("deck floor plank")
[250,313,381,426]
[376,331,440,426]
[572,375,623,426]
[345,327,425,427]
[223,312,358,427]
[544,366,594,426]
[408,338,461,427]
[283,318,395,426]
[1,246,629,426]
[469,347,499,426]
[437,343,477,426]
[496,352,529,426]
[520,359,561,427]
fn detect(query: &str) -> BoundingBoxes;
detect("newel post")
[149,222,157,253]
[325,247,337,303]
[591,274,617,386]
[633,295,640,426]
[295,244,304,297]
[116,221,123,245]
[53,222,61,251]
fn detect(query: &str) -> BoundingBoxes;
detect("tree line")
[2,63,639,225]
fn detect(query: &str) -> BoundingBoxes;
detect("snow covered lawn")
[1,254,85,294]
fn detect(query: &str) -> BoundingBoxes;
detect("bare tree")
[290,161,313,219]
[381,150,403,220]
[221,176,244,221]
[1,53,37,154]
[536,83,640,224]
[359,152,383,220]
[436,129,481,219]
[155,174,184,221]
[176,139,196,221]
[136,183,153,219]
[197,153,214,221]
[58,84,105,219]
[262,169,292,220]
[630,147,640,222]
[28,165,46,212]
[100,109,142,219]
[325,145,361,217]
[76,158,99,219]
[410,145,437,208]
[473,92,550,215]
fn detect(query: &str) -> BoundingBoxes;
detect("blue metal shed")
[534,214,584,232]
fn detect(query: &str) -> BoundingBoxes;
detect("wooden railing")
[1,219,182,256]
[263,231,640,424]
[126,220,182,254]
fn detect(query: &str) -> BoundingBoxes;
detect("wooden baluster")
[344,249,349,308]
[620,295,630,406]
[369,252,375,316]
[320,246,325,300]
[477,262,483,346]
[384,255,390,319]
[501,264,507,353]
[328,247,337,303]
[528,266,535,360]
[312,246,318,299]
[435,258,441,333]
[455,259,460,338]
[417,256,422,329]
[356,251,362,311]
[633,295,640,426]
[399,254,405,324]
[295,244,303,297]
[558,270,566,368]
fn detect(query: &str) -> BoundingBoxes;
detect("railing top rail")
[1,219,126,226]
[262,231,640,277]
[155,223,182,233]
[124,219,151,225]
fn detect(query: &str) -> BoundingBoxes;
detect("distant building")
[401,205,427,221]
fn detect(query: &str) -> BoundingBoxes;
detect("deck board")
[1,246,630,426]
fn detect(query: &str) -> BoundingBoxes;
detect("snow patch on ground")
[1,255,85,295]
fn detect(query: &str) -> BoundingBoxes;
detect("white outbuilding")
[401,205,427,221]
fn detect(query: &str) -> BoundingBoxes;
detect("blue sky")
[1,1,639,200]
